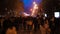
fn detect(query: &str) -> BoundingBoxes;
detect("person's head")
[9,26,16,30]
[44,19,48,24]
[40,19,44,26]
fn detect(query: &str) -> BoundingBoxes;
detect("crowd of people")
[0,16,60,34]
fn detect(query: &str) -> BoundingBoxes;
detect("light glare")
[54,12,59,18]
[45,14,47,17]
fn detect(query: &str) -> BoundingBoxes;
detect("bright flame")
[31,2,38,16]
[31,10,35,16]
[35,4,37,7]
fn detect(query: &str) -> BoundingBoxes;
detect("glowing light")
[23,0,42,14]
[31,1,38,16]
[54,12,60,18]
[23,12,30,16]
[31,10,35,16]
[33,2,36,4]
[35,4,37,6]
[45,14,47,17]
[30,9,32,11]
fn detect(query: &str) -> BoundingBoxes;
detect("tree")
[0,0,24,16]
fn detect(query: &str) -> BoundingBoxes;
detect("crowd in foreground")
[0,16,60,34]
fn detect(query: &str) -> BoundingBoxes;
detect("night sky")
[23,0,42,13]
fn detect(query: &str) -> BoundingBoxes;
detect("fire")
[31,2,38,16]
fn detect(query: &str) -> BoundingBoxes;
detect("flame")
[31,2,38,16]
